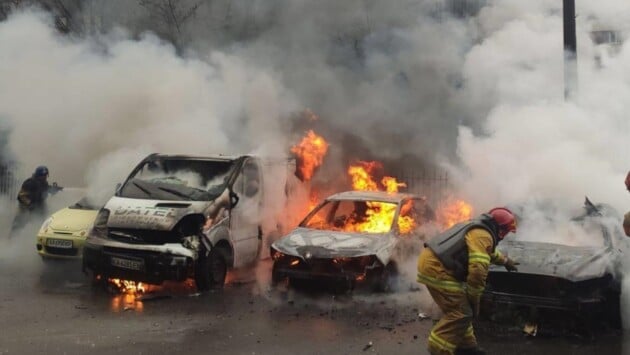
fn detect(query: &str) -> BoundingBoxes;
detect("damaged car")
[36,196,99,260]
[482,198,624,327]
[83,153,297,291]
[270,191,434,291]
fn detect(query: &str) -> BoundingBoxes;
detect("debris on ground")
[523,323,538,337]
[363,341,373,351]
[418,312,429,320]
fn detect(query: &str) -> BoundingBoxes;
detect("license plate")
[46,239,73,249]
[111,256,144,271]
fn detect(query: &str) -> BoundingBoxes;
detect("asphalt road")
[0,196,627,355]
[0,253,627,354]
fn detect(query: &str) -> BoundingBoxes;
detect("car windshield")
[513,208,610,248]
[301,199,398,234]
[118,158,235,201]
[68,197,98,210]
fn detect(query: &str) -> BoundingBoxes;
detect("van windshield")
[118,158,236,201]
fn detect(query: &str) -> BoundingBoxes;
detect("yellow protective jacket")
[464,228,506,298]
[417,225,507,298]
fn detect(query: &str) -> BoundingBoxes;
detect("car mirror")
[230,190,240,208]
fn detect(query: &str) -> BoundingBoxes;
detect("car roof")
[148,153,247,161]
[325,190,420,203]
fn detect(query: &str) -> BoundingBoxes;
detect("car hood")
[104,196,213,231]
[49,208,99,232]
[272,227,396,264]
[491,240,617,282]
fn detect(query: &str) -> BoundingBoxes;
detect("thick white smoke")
[0,9,297,192]
[448,1,630,213]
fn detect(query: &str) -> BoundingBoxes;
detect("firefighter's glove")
[467,293,481,319]
[504,258,519,272]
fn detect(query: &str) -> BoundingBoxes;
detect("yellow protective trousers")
[417,249,477,355]
[425,285,477,355]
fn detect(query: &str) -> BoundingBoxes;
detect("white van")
[83,153,298,291]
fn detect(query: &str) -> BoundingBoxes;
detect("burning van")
[270,190,434,291]
[83,153,298,291]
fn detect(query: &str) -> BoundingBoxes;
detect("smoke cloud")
[0,8,297,192]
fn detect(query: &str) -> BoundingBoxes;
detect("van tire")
[195,248,227,291]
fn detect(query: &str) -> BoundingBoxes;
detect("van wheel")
[195,248,227,291]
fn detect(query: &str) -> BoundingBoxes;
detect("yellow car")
[36,197,99,260]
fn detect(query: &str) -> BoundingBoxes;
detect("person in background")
[11,166,62,233]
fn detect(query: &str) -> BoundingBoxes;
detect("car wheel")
[373,263,396,293]
[194,247,227,291]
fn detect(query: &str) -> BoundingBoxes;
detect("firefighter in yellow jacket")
[417,207,518,355]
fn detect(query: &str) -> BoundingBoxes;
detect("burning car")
[83,153,298,291]
[270,190,434,291]
[482,198,624,327]
[36,197,99,260]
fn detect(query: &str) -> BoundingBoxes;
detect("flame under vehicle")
[270,191,434,291]
[36,196,99,260]
[482,198,624,327]
[83,153,297,291]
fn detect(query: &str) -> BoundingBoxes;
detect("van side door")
[229,158,262,267]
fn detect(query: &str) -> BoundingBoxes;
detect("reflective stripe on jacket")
[418,227,507,296]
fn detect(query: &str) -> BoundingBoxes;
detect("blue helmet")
[34,165,49,177]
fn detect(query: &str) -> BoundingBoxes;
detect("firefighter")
[417,207,518,355]
[11,166,61,233]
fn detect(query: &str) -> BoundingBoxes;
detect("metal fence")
[394,167,450,207]
[0,165,19,199]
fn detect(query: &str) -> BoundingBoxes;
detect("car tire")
[194,247,227,291]
[373,263,396,293]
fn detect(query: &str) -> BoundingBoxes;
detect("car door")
[229,158,263,267]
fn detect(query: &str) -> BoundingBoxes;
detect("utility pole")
[563,0,577,100]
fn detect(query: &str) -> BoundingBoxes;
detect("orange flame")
[347,161,407,193]
[108,278,146,294]
[343,161,415,234]
[437,197,473,228]
[397,200,416,234]
[348,161,380,191]
[291,130,329,181]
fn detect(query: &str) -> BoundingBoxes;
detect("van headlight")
[92,208,110,237]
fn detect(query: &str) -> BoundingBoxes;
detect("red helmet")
[488,207,517,238]
[625,171,630,192]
